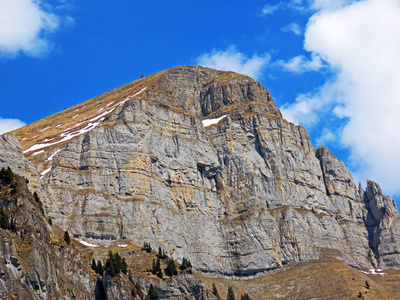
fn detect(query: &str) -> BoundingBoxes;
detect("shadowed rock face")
[7,65,400,277]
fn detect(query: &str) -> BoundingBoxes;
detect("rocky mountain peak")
[3,65,400,281]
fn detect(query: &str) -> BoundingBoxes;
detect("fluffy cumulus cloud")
[281,23,302,35]
[196,45,270,80]
[276,52,323,73]
[281,0,400,194]
[0,118,26,134]
[0,0,61,56]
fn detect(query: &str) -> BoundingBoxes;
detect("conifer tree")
[240,294,251,300]
[152,259,157,275]
[97,260,104,275]
[365,280,370,289]
[156,258,161,273]
[143,242,152,252]
[165,259,177,276]
[145,284,159,300]
[212,283,221,300]
[227,286,235,300]
[91,259,97,271]
[158,246,163,258]
[121,257,127,274]
[0,207,10,230]
[157,267,163,279]
[64,230,70,244]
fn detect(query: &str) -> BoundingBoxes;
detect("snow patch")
[42,138,55,142]
[79,241,99,248]
[38,126,50,132]
[46,149,62,161]
[40,167,52,178]
[362,269,387,275]
[31,150,44,156]
[24,119,104,153]
[118,244,128,247]
[202,115,228,127]
[72,114,79,118]
[23,87,148,154]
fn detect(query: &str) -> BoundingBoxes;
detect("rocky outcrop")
[0,172,95,299]
[0,133,41,192]
[362,180,400,268]
[8,65,400,279]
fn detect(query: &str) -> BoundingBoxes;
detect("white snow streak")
[362,269,387,276]
[46,149,62,161]
[23,87,148,154]
[38,126,50,132]
[40,167,52,177]
[79,241,99,248]
[202,115,228,127]
[118,244,128,247]
[31,150,44,156]
[24,119,104,153]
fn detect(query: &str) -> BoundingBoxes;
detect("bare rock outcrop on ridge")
[8,65,400,278]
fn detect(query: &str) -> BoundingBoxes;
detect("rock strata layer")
[9,65,400,277]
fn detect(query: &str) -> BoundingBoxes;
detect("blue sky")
[1,0,400,201]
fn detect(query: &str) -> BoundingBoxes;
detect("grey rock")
[6,65,400,279]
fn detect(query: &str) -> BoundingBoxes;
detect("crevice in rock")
[315,146,331,196]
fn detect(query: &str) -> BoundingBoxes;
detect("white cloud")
[280,79,339,125]
[281,23,302,35]
[276,52,323,73]
[0,118,26,134]
[196,45,270,80]
[282,0,400,195]
[0,0,62,56]
[311,0,356,11]
[316,128,336,146]
[262,3,281,15]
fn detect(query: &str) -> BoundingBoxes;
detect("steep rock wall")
[9,66,400,277]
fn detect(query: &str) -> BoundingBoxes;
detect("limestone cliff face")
[10,65,400,277]
[0,135,95,299]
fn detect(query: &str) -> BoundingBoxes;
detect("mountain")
[1,65,400,299]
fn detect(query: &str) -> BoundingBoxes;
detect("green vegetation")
[129,271,144,299]
[0,166,14,182]
[240,293,251,300]
[180,257,192,270]
[0,207,10,230]
[212,283,221,300]
[151,258,163,279]
[143,242,152,253]
[227,286,235,300]
[64,230,70,245]
[105,250,127,277]
[165,258,178,277]
[10,181,17,194]
[0,166,18,194]
[365,280,370,289]
[144,284,159,300]
[157,246,167,259]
